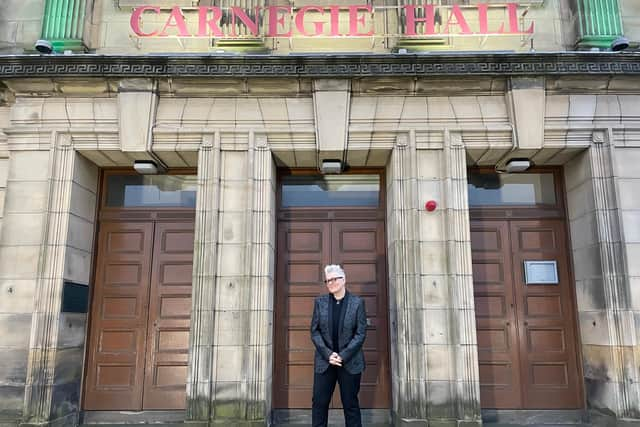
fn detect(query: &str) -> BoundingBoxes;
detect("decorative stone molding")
[313,79,351,161]
[242,131,274,421]
[186,134,222,421]
[118,79,158,153]
[443,130,481,423]
[388,132,426,421]
[1,53,640,79]
[506,77,545,150]
[592,130,606,144]
[22,134,75,425]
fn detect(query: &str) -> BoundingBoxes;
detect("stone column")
[242,133,275,422]
[22,138,74,426]
[186,134,222,423]
[387,133,429,425]
[390,130,481,426]
[443,132,481,425]
[209,132,275,426]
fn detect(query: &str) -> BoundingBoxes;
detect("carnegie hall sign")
[130,3,534,38]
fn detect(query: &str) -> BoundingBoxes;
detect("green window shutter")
[41,0,86,52]
[575,0,623,49]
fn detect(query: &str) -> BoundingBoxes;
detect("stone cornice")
[0,52,639,78]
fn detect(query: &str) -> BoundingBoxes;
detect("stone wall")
[620,0,640,44]
[562,93,640,421]
[0,0,45,53]
[0,150,50,427]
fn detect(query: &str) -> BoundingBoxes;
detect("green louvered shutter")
[41,0,87,52]
[575,0,623,49]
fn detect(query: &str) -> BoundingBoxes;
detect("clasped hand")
[329,352,343,366]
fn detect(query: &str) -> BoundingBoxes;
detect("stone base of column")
[590,409,640,427]
[19,412,78,427]
[209,400,268,427]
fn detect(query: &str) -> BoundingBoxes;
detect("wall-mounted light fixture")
[320,159,343,174]
[504,158,531,173]
[133,160,167,175]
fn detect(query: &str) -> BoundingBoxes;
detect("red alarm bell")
[425,200,437,212]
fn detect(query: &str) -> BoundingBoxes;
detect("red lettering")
[403,5,435,36]
[267,6,291,37]
[295,6,325,36]
[130,6,161,37]
[198,6,223,37]
[328,6,341,36]
[348,5,373,36]
[443,5,471,34]
[230,6,260,36]
[159,6,190,37]
[506,3,533,34]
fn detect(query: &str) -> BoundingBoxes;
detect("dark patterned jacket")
[310,291,367,374]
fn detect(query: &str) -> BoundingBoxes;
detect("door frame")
[272,168,392,409]
[468,166,586,409]
[81,168,197,411]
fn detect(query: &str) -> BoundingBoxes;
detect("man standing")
[310,264,367,427]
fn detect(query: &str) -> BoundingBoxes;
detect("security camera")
[34,39,53,54]
[611,36,629,52]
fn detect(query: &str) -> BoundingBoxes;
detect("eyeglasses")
[324,276,344,285]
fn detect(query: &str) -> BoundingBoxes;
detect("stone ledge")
[0,53,639,79]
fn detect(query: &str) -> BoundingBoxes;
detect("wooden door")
[85,220,194,410]
[143,222,194,409]
[84,221,154,410]
[510,220,581,408]
[472,219,581,409]
[273,219,390,409]
[471,220,522,408]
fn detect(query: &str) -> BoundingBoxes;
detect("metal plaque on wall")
[524,260,559,285]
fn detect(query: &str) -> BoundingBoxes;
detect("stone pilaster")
[443,132,481,425]
[22,135,77,427]
[586,132,639,419]
[242,132,275,422]
[187,134,221,422]
[387,133,428,424]
[209,132,275,426]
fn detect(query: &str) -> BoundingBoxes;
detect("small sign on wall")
[524,260,559,285]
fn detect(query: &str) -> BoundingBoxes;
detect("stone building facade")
[1,1,640,427]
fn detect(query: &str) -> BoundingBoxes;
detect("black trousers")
[311,365,362,427]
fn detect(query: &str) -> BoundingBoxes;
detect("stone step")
[271,409,391,426]
[481,409,588,426]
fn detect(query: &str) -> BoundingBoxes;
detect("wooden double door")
[273,218,391,409]
[471,218,582,409]
[84,219,194,410]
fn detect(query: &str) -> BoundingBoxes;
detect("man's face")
[324,271,345,296]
